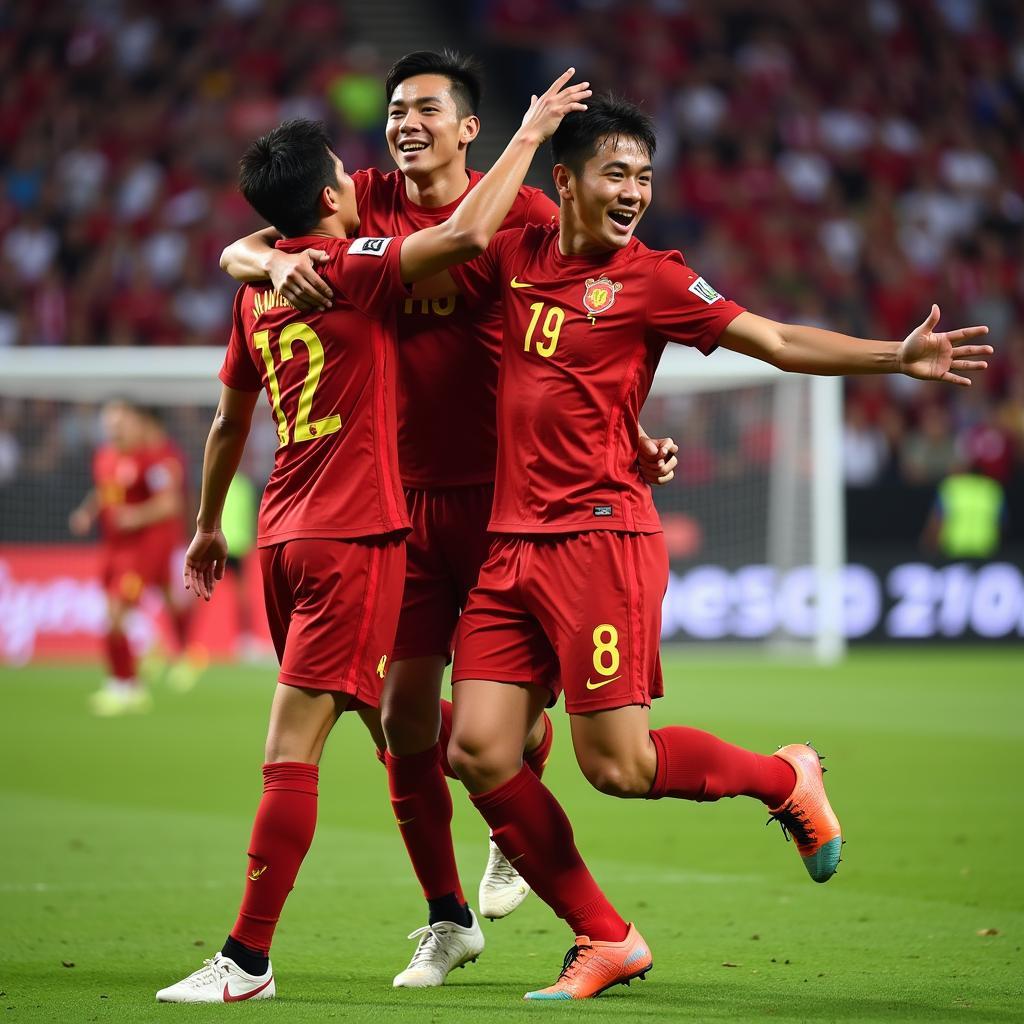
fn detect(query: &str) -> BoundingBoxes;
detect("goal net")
[645,346,845,662]
[0,345,844,664]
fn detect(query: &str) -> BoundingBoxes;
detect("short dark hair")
[551,94,656,175]
[238,119,337,238]
[385,49,483,119]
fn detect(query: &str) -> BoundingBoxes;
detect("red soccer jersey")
[352,167,558,488]
[93,444,159,542]
[219,233,411,546]
[141,437,187,550]
[450,223,746,535]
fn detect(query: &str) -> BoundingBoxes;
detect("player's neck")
[402,164,471,209]
[558,209,616,258]
[304,212,353,239]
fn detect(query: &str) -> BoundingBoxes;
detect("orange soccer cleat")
[767,743,843,883]
[523,923,652,1000]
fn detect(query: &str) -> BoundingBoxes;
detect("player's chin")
[603,225,636,248]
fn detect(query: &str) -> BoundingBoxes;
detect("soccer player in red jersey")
[155,72,590,1004]
[417,96,992,999]
[222,50,676,987]
[70,398,188,716]
[134,407,209,692]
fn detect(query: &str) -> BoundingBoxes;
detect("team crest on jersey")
[582,277,622,316]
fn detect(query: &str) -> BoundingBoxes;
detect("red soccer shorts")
[393,484,494,661]
[452,531,668,714]
[259,535,406,707]
[101,539,177,601]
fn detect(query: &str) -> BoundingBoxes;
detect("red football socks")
[386,745,465,904]
[648,727,796,807]
[524,711,554,778]
[471,766,628,942]
[104,629,135,683]
[168,603,191,653]
[230,762,319,955]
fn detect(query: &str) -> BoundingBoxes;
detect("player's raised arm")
[184,384,260,601]
[220,225,334,312]
[720,306,991,386]
[396,69,590,283]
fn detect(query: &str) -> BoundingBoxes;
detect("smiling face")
[555,135,653,252]
[385,73,479,180]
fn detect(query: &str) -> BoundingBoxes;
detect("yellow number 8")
[592,624,620,676]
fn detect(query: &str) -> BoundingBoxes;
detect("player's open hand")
[518,68,591,145]
[183,528,228,602]
[898,304,991,387]
[639,435,679,485]
[268,248,333,312]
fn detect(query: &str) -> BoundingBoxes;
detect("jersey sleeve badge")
[687,275,723,304]
[583,276,623,316]
[348,237,394,257]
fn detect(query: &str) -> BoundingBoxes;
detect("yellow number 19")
[524,302,564,358]
[253,323,341,447]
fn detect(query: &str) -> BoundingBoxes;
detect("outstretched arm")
[184,384,260,601]
[397,69,590,284]
[721,305,991,386]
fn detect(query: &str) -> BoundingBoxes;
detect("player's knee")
[447,733,506,788]
[381,702,439,755]
[580,756,650,798]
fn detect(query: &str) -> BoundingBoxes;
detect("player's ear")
[553,163,574,202]
[460,114,481,147]
[321,182,341,215]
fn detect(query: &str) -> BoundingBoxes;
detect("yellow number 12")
[253,324,341,447]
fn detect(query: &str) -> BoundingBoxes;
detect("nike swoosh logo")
[223,976,273,1002]
[396,817,415,826]
[248,866,267,881]
[585,675,621,691]
[510,277,534,289]
[509,853,526,864]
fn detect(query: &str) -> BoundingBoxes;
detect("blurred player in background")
[419,95,992,999]
[222,50,676,988]
[135,406,208,693]
[220,470,261,659]
[157,71,590,1004]
[69,399,188,715]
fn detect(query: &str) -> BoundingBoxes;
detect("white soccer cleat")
[479,836,530,920]
[392,911,485,988]
[155,953,275,1003]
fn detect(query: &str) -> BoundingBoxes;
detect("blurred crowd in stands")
[471,0,1024,493]
[1,0,1021,519]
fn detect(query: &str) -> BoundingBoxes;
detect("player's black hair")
[238,119,338,238]
[551,94,656,174]
[385,49,483,119]
[137,404,166,430]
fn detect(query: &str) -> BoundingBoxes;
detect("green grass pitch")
[1,649,1022,1022]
